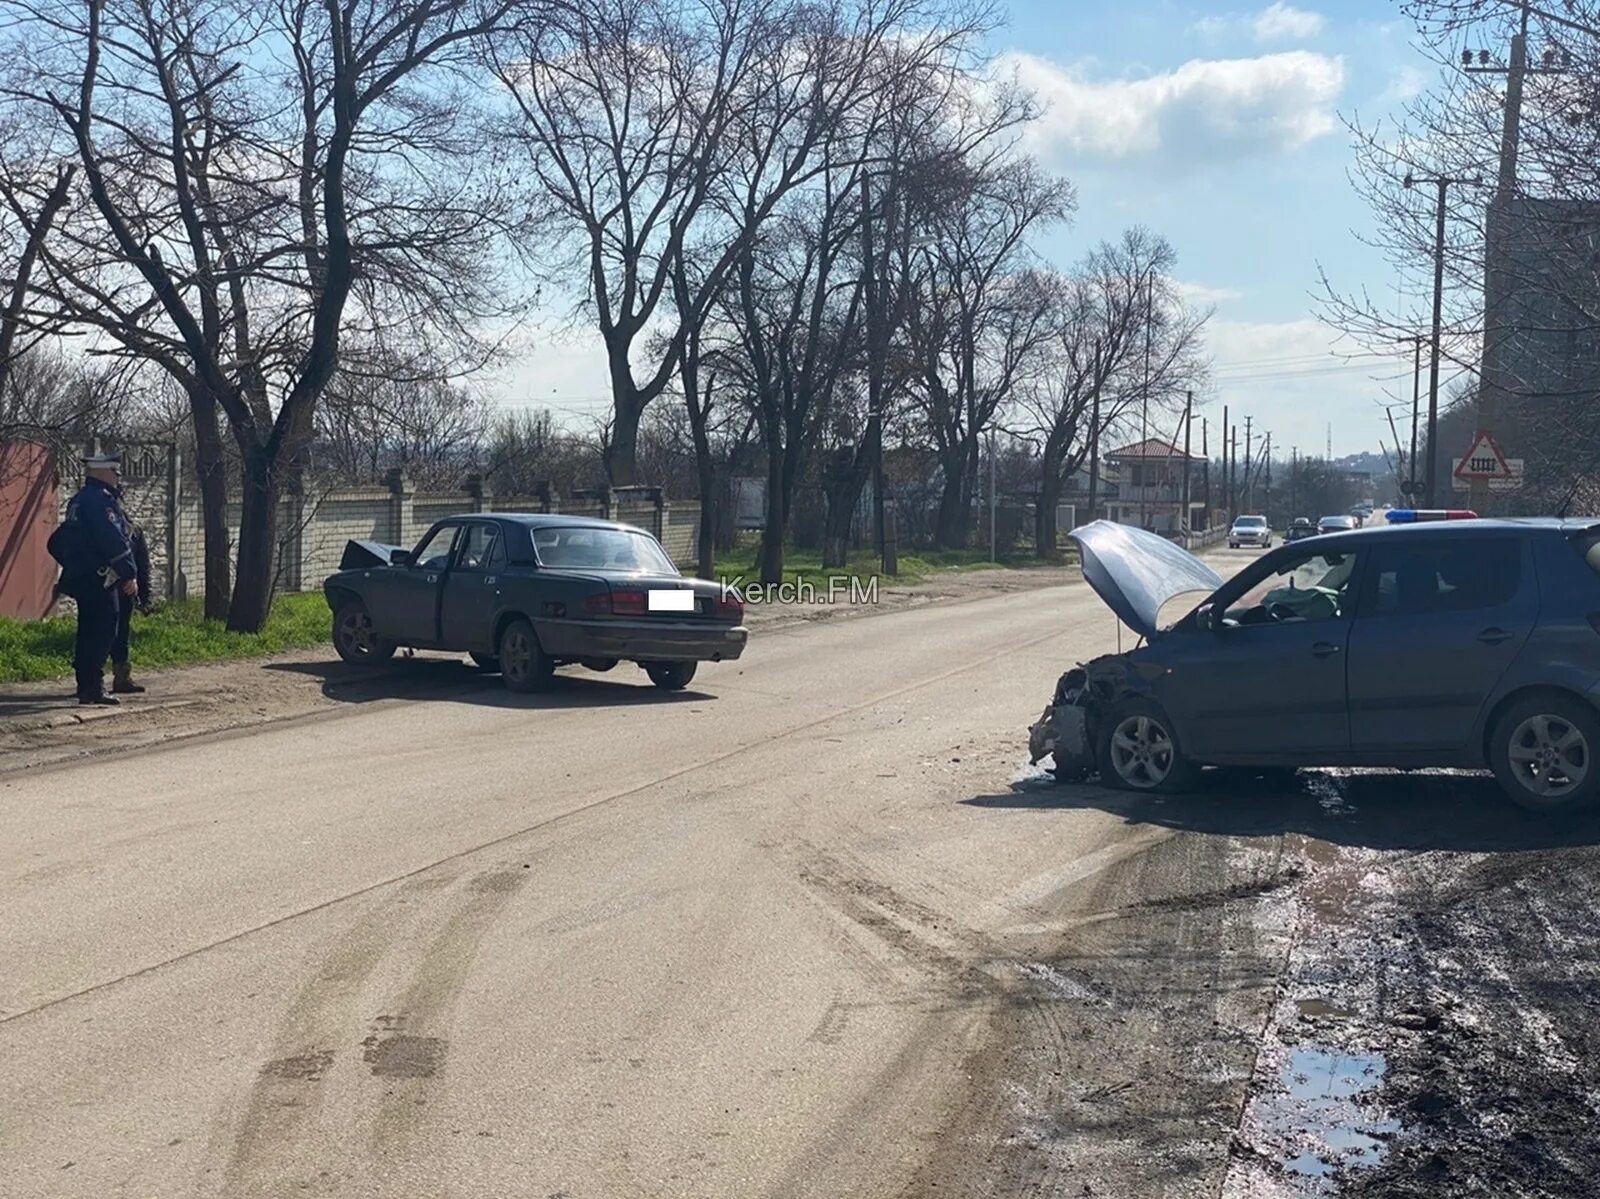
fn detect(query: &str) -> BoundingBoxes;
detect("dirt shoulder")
[0,563,1079,775]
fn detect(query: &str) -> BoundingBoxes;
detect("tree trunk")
[226,448,280,632]
[758,437,786,586]
[821,442,868,569]
[1036,469,1063,558]
[935,446,970,549]
[188,387,232,619]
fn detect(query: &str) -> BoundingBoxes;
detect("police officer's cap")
[82,453,121,470]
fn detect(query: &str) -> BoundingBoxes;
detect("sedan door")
[439,521,505,653]
[1160,547,1363,762]
[368,523,458,646]
[1345,535,1536,758]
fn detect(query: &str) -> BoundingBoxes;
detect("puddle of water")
[1249,1044,1400,1185]
[1295,997,1356,1021]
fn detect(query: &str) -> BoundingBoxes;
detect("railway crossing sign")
[1452,429,1523,492]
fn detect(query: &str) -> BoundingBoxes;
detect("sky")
[495,0,1442,459]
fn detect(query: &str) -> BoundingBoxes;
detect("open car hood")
[340,539,407,569]
[1067,520,1224,640]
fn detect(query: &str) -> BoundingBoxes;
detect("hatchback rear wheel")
[1097,700,1197,794]
[1490,693,1600,814]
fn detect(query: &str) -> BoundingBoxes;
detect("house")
[1101,438,1205,535]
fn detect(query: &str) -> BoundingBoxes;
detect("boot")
[112,661,146,694]
[79,695,119,706]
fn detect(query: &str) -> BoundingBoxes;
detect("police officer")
[110,482,152,694]
[59,454,139,706]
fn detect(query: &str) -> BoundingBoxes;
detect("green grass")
[710,544,1068,588]
[0,592,331,683]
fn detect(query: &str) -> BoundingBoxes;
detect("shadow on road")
[260,656,712,708]
[0,693,74,719]
[964,766,1600,852]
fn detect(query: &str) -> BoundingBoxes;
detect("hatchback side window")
[1363,539,1521,616]
[1222,551,1360,625]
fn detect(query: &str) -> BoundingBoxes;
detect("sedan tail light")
[610,589,648,617]
[714,591,744,621]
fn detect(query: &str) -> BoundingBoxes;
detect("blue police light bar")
[1384,508,1479,523]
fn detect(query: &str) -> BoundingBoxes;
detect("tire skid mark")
[216,869,463,1197]
[1,618,1074,1030]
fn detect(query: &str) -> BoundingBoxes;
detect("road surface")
[14,554,1573,1199]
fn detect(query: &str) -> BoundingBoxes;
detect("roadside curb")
[7,698,204,733]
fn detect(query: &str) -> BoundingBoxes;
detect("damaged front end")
[1027,654,1140,782]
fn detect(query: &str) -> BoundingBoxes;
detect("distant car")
[1029,517,1600,814]
[1286,517,1317,543]
[1229,515,1272,549]
[1318,515,1357,536]
[323,514,747,692]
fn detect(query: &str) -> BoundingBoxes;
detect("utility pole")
[1139,272,1153,530]
[1086,338,1101,524]
[1291,446,1299,515]
[1229,424,1238,520]
[1244,415,1254,511]
[1263,434,1273,522]
[1393,334,1424,498]
[1221,403,1229,521]
[1464,1,1551,514]
[1181,391,1193,543]
[1404,169,1482,506]
[1202,417,1211,526]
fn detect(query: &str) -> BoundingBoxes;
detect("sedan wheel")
[1097,701,1197,794]
[498,619,554,693]
[1492,694,1600,812]
[333,600,395,664]
[644,661,697,691]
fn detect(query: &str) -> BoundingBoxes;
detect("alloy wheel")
[1109,714,1175,788]
[501,627,533,684]
[339,609,375,657]
[1508,714,1590,799]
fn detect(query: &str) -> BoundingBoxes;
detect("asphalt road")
[0,565,1284,1198]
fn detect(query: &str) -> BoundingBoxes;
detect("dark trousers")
[112,591,133,664]
[69,583,119,699]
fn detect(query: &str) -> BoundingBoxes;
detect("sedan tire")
[644,661,697,691]
[332,599,395,665]
[1097,699,1198,794]
[1489,692,1600,814]
[498,619,555,693]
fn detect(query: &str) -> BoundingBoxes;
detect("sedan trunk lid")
[1068,520,1224,640]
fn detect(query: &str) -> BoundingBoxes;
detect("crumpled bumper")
[1028,668,1095,778]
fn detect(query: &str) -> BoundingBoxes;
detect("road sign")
[1452,458,1523,492]
[1452,429,1513,481]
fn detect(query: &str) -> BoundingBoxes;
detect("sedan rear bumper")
[536,617,748,662]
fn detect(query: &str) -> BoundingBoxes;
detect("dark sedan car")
[1029,517,1600,813]
[1285,517,1316,542]
[323,514,746,692]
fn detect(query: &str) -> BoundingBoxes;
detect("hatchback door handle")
[1312,642,1341,658]
[1478,627,1513,645]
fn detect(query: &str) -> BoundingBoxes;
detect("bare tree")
[492,0,999,488]
[1023,230,1208,554]
[2,0,524,627]
[901,157,1072,547]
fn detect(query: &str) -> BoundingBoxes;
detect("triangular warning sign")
[1453,429,1512,480]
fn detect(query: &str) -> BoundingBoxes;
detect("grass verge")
[0,592,330,683]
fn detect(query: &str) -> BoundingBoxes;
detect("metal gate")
[0,441,59,619]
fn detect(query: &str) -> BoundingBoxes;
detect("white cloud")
[1006,50,1345,170]
[1253,3,1325,43]
[1175,280,1244,306]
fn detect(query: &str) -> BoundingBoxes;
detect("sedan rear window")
[532,527,677,574]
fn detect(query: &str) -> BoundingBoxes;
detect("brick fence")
[63,442,704,603]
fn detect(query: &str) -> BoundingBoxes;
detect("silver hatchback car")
[1228,515,1272,549]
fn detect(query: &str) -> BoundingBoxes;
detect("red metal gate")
[0,441,59,620]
